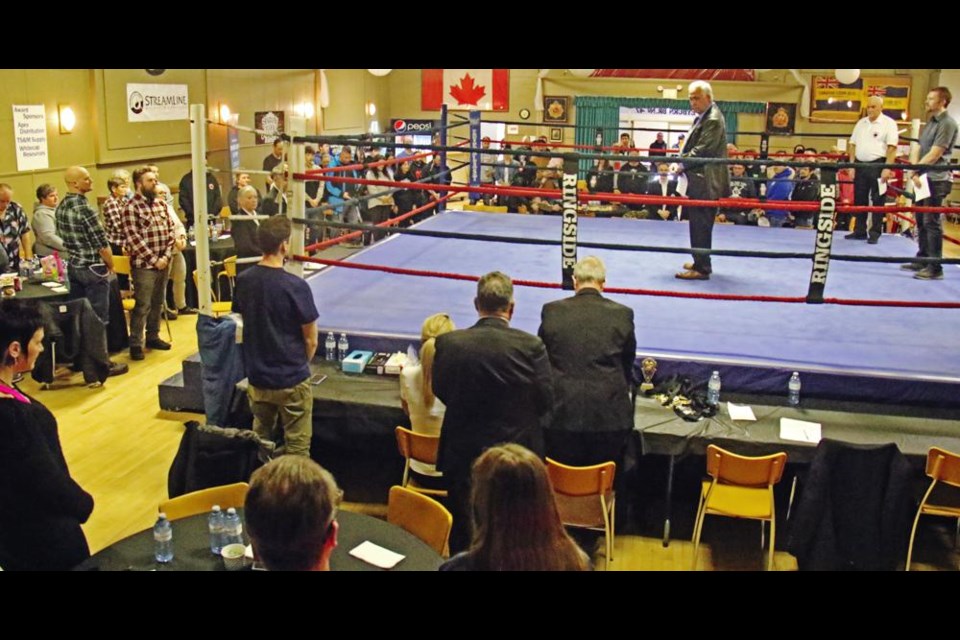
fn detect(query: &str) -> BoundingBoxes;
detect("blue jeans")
[68,264,110,325]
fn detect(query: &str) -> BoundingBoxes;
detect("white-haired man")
[675,80,729,280]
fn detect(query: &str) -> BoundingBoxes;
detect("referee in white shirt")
[846,96,899,243]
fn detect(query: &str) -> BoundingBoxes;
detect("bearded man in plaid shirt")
[121,167,175,361]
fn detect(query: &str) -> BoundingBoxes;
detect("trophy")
[640,357,658,393]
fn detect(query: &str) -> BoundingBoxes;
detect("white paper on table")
[877,179,887,196]
[727,402,757,421]
[51,286,69,293]
[676,174,688,197]
[41,281,61,288]
[779,418,822,444]
[912,174,931,202]
[349,540,405,569]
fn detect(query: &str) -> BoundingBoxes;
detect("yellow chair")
[395,427,447,498]
[160,482,250,522]
[387,485,452,556]
[216,255,237,301]
[546,458,616,569]
[906,446,960,571]
[192,269,232,316]
[112,254,173,343]
[692,445,787,571]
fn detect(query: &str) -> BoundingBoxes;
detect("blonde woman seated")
[440,444,591,571]
[399,313,455,486]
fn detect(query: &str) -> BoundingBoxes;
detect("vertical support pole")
[191,104,212,317]
[561,154,579,290]
[288,116,306,278]
[468,110,481,204]
[438,104,448,213]
[806,165,837,303]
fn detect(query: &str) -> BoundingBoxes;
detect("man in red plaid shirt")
[121,167,175,361]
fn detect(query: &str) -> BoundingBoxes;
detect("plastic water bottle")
[707,371,721,406]
[325,332,337,361]
[208,505,224,555]
[788,371,802,407]
[153,513,174,563]
[223,507,243,546]
[338,333,349,361]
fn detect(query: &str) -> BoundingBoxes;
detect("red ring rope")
[292,172,960,216]
[293,254,960,309]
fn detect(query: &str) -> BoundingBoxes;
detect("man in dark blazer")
[538,256,636,467]
[676,80,730,280]
[433,271,554,552]
[231,186,261,269]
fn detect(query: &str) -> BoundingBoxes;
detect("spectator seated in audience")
[586,158,615,194]
[245,455,341,571]
[719,162,762,225]
[227,172,261,217]
[439,444,591,571]
[615,154,649,212]
[790,162,820,228]
[644,162,680,221]
[764,153,796,227]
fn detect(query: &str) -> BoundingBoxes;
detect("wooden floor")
[17,221,960,569]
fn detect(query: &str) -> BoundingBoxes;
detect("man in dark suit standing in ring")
[433,271,554,552]
[675,80,729,280]
[538,256,636,467]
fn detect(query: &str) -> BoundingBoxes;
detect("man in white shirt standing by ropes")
[845,95,899,244]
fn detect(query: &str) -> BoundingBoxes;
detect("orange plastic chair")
[160,482,249,521]
[546,458,616,569]
[192,269,232,316]
[387,485,452,556]
[394,427,446,498]
[692,444,787,571]
[905,446,960,570]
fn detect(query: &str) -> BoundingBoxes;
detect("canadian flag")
[422,69,509,111]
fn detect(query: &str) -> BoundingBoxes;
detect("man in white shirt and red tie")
[846,95,899,244]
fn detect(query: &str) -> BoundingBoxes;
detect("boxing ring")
[304,211,960,408]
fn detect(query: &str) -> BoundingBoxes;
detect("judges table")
[77,509,442,571]
[632,395,960,546]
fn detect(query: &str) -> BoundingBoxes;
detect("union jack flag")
[867,86,887,97]
[817,77,840,89]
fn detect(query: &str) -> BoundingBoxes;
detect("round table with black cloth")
[12,277,128,354]
[75,509,442,571]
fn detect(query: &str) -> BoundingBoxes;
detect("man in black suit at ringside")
[433,271,554,552]
[538,256,636,467]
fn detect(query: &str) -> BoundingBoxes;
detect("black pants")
[914,180,952,274]
[852,159,885,239]
[687,206,716,274]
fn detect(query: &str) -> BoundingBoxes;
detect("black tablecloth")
[76,509,442,571]
[233,360,408,451]
[632,396,960,464]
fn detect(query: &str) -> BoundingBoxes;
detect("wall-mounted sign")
[255,111,284,145]
[12,105,48,171]
[765,102,797,136]
[126,83,189,122]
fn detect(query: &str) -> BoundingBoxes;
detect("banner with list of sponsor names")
[126,83,189,122]
[12,105,49,171]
